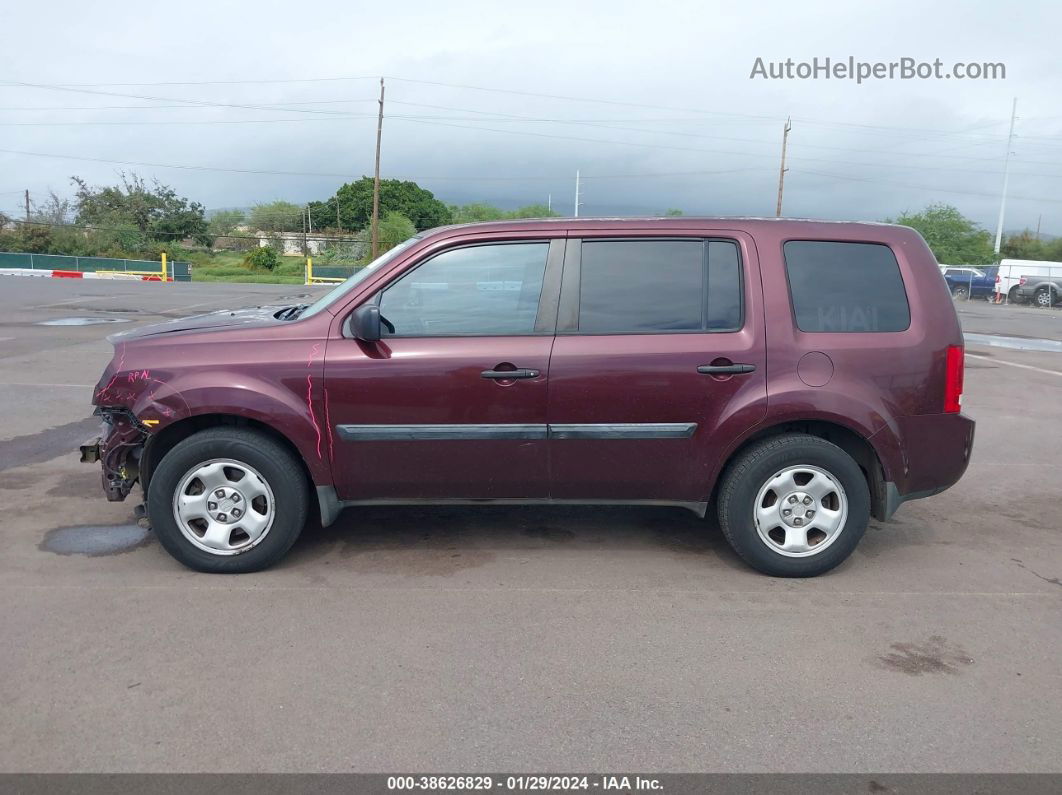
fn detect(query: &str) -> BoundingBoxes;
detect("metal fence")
[0,251,191,281]
[305,258,362,285]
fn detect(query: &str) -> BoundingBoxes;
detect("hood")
[107,305,289,342]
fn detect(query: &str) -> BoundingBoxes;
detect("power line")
[392,117,1062,178]
[0,147,774,182]
[796,168,1062,204]
[6,74,1040,143]
[0,76,379,88]
[8,216,420,243]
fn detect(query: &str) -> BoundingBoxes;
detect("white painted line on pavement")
[966,351,1062,377]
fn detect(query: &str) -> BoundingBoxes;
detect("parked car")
[82,218,974,577]
[995,258,1062,303]
[941,265,998,299]
[1014,273,1062,307]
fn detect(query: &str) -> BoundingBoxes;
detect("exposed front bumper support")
[81,409,149,502]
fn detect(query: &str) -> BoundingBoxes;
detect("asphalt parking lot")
[0,278,1060,773]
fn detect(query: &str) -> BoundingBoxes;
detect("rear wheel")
[147,427,309,573]
[717,434,870,577]
[951,285,969,299]
[1009,287,1026,305]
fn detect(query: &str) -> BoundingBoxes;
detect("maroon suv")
[82,218,974,576]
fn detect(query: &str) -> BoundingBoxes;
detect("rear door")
[546,232,767,503]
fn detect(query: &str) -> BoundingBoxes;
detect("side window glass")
[576,239,743,333]
[379,243,549,336]
[784,240,911,332]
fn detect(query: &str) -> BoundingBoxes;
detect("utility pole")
[547,194,551,215]
[775,117,791,217]
[994,97,1018,255]
[302,206,309,257]
[336,199,341,232]
[1037,214,1042,240]
[24,189,30,223]
[573,171,581,218]
[371,77,385,259]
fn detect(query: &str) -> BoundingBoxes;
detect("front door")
[325,238,563,500]
[547,234,767,503]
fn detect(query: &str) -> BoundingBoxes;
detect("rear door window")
[575,239,743,333]
[784,241,911,332]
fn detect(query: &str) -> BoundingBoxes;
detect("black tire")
[1034,287,1056,308]
[147,427,309,573]
[1009,287,1026,305]
[951,285,969,299]
[717,434,870,577]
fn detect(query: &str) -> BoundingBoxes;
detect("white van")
[996,259,1062,301]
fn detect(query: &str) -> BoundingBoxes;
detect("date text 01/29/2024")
[386,776,663,791]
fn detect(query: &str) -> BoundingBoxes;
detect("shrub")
[243,246,280,271]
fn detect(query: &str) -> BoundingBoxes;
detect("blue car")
[942,266,998,299]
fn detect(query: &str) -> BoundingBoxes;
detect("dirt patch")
[875,635,974,676]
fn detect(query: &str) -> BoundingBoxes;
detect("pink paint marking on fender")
[306,373,323,459]
[323,387,335,463]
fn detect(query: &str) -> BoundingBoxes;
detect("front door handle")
[481,368,540,380]
[697,363,756,375]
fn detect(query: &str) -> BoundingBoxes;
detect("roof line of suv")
[423,216,904,236]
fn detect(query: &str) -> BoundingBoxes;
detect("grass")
[187,251,362,284]
[190,252,310,284]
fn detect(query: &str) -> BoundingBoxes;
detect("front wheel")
[1034,287,1056,308]
[717,434,870,577]
[147,427,309,573]
[951,285,969,300]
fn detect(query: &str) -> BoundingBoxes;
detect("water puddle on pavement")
[38,317,131,326]
[964,332,1062,353]
[40,523,151,556]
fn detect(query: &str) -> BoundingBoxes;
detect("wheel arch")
[141,413,320,522]
[711,418,892,521]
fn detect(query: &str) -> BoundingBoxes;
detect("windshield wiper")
[275,304,309,321]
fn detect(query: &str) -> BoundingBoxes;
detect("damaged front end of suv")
[80,407,151,502]
[80,335,181,504]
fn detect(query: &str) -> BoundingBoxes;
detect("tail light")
[944,345,964,414]
[995,273,1001,283]
[1019,276,1027,286]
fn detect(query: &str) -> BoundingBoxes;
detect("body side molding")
[335,422,698,442]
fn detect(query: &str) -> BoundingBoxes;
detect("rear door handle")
[481,368,539,380]
[697,363,756,375]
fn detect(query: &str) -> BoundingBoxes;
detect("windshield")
[299,236,421,319]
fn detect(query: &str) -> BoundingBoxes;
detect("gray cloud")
[1,0,1059,232]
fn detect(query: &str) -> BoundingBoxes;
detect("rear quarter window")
[784,240,911,332]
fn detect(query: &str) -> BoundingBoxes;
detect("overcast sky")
[2,0,1060,232]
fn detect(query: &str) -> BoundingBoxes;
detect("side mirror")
[350,304,382,342]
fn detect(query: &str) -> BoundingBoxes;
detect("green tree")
[448,202,559,224]
[509,203,559,218]
[249,201,303,233]
[351,211,417,261]
[207,208,246,238]
[72,173,210,246]
[243,245,280,271]
[310,178,451,232]
[1000,230,1048,261]
[664,208,685,217]
[888,203,995,265]
[448,202,508,224]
